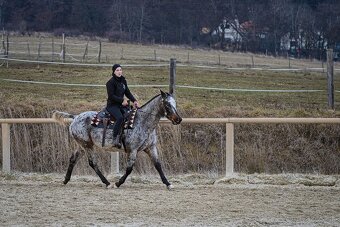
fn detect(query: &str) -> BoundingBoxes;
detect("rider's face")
[114,67,123,77]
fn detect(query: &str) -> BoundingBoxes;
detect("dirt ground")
[0,172,339,226]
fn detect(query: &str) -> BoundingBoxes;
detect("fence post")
[110,152,119,175]
[27,42,30,58]
[52,37,54,62]
[98,40,101,63]
[225,123,234,175]
[327,49,334,110]
[83,41,88,62]
[154,49,157,61]
[37,37,41,62]
[1,32,4,55]
[2,123,11,172]
[62,33,66,63]
[169,58,176,96]
[287,52,291,69]
[6,34,9,57]
[120,48,124,60]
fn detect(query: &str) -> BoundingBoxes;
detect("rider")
[106,64,139,148]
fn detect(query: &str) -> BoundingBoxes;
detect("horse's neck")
[137,95,163,130]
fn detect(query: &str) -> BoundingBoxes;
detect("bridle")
[135,96,175,119]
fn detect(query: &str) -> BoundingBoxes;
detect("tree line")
[1,0,339,59]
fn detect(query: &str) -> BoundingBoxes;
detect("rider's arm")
[123,80,136,103]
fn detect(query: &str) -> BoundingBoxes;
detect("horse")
[53,90,182,190]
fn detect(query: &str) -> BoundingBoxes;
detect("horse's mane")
[139,94,161,109]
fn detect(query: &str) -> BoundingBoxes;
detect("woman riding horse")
[53,90,182,190]
[106,64,140,148]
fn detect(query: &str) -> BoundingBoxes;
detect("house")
[210,17,253,50]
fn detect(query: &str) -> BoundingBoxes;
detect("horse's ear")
[160,89,167,99]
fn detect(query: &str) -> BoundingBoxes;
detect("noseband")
[161,98,175,118]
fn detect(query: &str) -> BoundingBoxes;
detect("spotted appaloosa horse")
[53,90,182,190]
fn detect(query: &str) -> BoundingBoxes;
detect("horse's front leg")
[114,151,137,188]
[146,146,173,190]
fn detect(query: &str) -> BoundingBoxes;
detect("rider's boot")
[112,118,123,149]
[112,131,122,148]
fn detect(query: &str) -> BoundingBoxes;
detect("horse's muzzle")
[171,116,182,125]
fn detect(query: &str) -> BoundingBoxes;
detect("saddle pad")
[123,109,137,129]
[91,109,137,129]
[91,116,114,129]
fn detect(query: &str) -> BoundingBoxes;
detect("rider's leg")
[112,116,123,147]
[106,105,123,148]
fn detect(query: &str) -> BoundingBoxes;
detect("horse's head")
[160,90,182,125]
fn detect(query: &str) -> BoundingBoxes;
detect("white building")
[212,18,243,43]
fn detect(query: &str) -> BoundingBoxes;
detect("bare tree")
[0,0,6,27]
[137,0,149,43]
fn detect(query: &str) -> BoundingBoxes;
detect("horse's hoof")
[167,184,174,190]
[106,183,117,189]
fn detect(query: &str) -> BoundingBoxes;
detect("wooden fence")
[1,117,340,176]
[3,33,338,70]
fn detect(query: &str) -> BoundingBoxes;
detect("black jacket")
[106,74,136,107]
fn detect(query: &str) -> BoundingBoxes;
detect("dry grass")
[2,109,339,176]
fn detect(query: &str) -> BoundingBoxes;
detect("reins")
[135,95,166,117]
[137,109,159,116]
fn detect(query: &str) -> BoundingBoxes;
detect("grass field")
[3,33,337,68]
[1,35,340,176]
[1,63,340,116]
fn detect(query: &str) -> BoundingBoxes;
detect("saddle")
[91,105,137,147]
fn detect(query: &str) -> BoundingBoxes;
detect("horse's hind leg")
[64,150,82,185]
[115,151,137,188]
[87,151,111,187]
[146,147,172,190]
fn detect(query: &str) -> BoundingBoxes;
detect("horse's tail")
[52,110,75,126]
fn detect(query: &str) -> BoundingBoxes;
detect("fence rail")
[2,34,340,70]
[2,57,340,72]
[1,117,340,175]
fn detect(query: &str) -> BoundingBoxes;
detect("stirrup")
[113,136,122,148]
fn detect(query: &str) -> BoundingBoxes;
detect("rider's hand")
[122,100,129,106]
[134,101,140,108]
